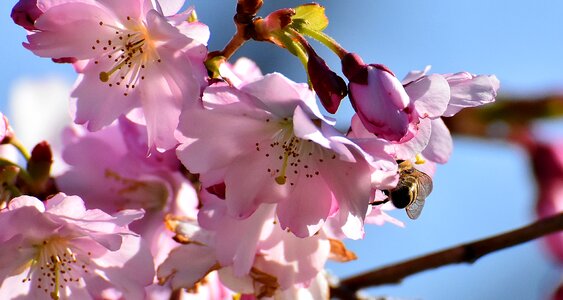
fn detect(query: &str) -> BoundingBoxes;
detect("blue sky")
[2,0,562,299]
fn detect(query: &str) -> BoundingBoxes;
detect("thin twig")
[331,212,563,297]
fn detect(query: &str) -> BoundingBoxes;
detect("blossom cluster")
[4,0,499,299]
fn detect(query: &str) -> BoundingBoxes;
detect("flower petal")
[422,118,453,164]
[26,2,117,59]
[443,73,500,117]
[405,74,450,119]
[157,244,217,290]
[276,173,332,238]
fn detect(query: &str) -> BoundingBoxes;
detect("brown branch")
[208,0,264,60]
[443,95,563,139]
[331,211,563,298]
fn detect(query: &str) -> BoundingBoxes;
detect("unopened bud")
[11,0,42,31]
[307,48,347,114]
[27,141,53,183]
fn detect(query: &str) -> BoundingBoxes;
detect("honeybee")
[372,160,433,220]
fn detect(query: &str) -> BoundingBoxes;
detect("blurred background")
[2,0,562,298]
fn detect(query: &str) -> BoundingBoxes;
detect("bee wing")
[406,172,432,220]
[416,172,433,199]
[406,197,425,220]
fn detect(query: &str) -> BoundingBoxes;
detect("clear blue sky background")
[2,1,563,299]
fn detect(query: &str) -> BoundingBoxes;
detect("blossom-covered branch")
[331,211,563,298]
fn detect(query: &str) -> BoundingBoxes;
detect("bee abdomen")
[389,176,418,209]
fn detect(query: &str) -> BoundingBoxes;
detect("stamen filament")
[275,152,290,185]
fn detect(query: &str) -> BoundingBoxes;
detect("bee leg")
[370,199,389,206]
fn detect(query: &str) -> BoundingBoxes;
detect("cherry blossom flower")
[176,73,395,238]
[398,67,499,164]
[0,193,154,299]
[158,191,333,298]
[348,64,499,166]
[22,0,210,151]
[55,119,201,292]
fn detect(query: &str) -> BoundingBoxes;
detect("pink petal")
[316,150,372,240]
[157,244,217,290]
[292,105,332,149]
[443,73,500,117]
[224,153,287,219]
[401,65,431,84]
[72,70,137,131]
[405,74,450,119]
[241,73,314,118]
[90,235,155,299]
[44,193,87,217]
[152,0,185,16]
[7,195,45,212]
[212,203,275,276]
[177,104,274,173]
[422,118,453,164]
[254,230,330,289]
[389,118,432,161]
[276,174,332,238]
[145,9,189,44]
[26,2,117,59]
[95,0,141,20]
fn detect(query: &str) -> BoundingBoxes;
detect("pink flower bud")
[11,0,42,31]
[343,53,411,141]
[307,48,347,114]
[26,141,53,192]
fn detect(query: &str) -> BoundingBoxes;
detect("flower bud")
[307,48,347,114]
[27,141,53,184]
[342,53,411,141]
[11,0,42,31]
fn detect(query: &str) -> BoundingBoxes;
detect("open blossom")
[55,118,201,295]
[176,73,396,238]
[21,0,209,151]
[158,191,332,299]
[347,60,499,167]
[0,193,154,299]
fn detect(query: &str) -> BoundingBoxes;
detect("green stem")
[273,31,309,73]
[298,26,348,59]
[9,137,30,161]
[0,157,21,168]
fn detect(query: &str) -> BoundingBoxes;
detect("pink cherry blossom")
[56,118,200,274]
[23,0,209,151]
[349,64,499,166]
[158,191,332,298]
[177,73,395,238]
[0,193,154,299]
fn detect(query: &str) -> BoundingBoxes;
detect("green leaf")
[293,3,328,32]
